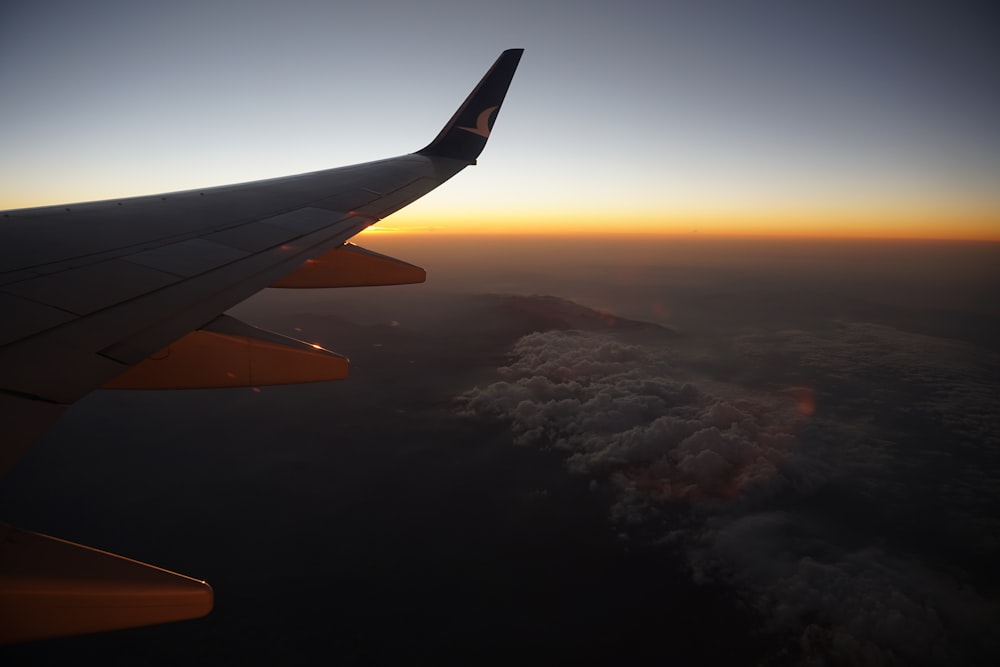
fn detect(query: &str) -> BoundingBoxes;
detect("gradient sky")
[2,0,999,239]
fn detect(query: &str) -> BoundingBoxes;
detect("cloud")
[458,324,1000,664]
[677,510,1000,665]
[461,330,809,503]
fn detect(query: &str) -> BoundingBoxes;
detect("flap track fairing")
[102,315,348,389]
[270,243,425,288]
[0,523,212,644]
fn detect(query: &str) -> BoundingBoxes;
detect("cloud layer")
[459,324,1000,664]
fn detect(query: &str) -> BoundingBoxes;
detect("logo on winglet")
[457,106,498,138]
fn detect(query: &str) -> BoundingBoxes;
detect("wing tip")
[417,49,524,163]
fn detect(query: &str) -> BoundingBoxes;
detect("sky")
[2,0,999,239]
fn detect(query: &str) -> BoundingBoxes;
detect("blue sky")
[2,0,998,237]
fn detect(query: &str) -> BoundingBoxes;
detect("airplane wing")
[0,49,523,643]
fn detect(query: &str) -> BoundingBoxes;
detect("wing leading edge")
[0,48,523,644]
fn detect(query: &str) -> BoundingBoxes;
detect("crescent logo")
[457,106,498,138]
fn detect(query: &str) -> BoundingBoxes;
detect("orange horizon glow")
[365,209,1000,242]
[3,193,998,242]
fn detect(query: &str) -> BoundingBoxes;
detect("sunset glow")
[368,207,1000,241]
[3,3,998,245]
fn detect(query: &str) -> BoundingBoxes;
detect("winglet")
[417,49,524,164]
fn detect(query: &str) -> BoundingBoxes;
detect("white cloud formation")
[461,331,810,503]
[458,325,1000,664]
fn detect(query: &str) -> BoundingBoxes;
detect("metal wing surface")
[0,48,523,474]
[0,49,523,643]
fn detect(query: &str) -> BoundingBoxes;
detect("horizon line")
[363,228,1000,243]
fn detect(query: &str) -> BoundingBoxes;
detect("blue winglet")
[417,49,524,164]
